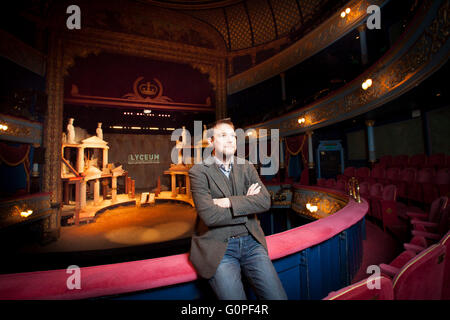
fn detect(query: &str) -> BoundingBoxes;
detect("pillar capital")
[306,130,314,136]
[365,120,375,127]
[357,24,367,33]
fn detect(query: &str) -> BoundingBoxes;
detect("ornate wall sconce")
[362,78,373,90]
[340,8,351,18]
[347,177,361,203]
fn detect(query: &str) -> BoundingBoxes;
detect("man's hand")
[246,183,261,196]
[213,198,231,208]
[212,183,261,208]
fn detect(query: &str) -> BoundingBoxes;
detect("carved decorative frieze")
[0,114,42,145]
[247,0,449,137]
[227,0,388,94]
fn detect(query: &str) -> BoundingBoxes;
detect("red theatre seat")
[380,243,446,300]
[337,167,356,182]
[392,231,450,300]
[440,232,450,300]
[411,204,449,238]
[379,155,392,168]
[369,166,385,184]
[426,153,446,170]
[323,276,394,300]
[375,185,398,231]
[409,153,427,168]
[359,181,370,201]
[435,168,450,198]
[325,178,336,188]
[335,179,347,192]
[382,167,401,186]
[356,167,371,183]
[397,168,417,199]
[391,155,409,169]
[406,196,448,224]
[368,183,383,219]
[409,168,435,203]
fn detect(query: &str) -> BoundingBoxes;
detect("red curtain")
[0,142,31,192]
[284,134,309,184]
[0,142,30,166]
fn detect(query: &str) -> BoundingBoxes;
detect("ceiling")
[138,0,346,51]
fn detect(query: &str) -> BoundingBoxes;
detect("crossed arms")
[188,164,271,228]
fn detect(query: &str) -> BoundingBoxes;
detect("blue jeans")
[208,234,287,300]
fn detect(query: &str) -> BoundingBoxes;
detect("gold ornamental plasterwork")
[227,0,387,94]
[291,188,347,220]
[247,0,449,137]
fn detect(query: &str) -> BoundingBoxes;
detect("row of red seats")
[334,166,449,204]
[378,153,450,170]
[324,230,449,300]
[324,197,449,300]
[316,178,397,223]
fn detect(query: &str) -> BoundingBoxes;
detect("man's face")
[210,123,237,159]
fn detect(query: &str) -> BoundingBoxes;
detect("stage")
[2,201,197,274]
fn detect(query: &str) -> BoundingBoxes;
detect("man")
[188,119,287,300]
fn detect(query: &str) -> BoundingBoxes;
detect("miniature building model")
[61,121,128,224]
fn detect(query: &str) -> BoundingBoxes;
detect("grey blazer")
[188,156,271,279]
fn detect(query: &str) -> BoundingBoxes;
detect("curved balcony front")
[0,185,368,300]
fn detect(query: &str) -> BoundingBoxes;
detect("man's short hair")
[211,118,234,131]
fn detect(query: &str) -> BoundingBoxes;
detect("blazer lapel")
[231,157,244,195]
[205,157,232,197]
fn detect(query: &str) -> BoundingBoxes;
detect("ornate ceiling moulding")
[50,0,227,52]
[246,0,449,138]
[227,0,388,94]
[141,0,243,10]
[61,27,225,93]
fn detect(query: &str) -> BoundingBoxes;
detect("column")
[228,57,233,76]
[74,179,80,225]
[279,138,286,182]
[185,174,191,198]
[171,173,176,197]
[306,131,314,169]
[280,72,286,102]
[357,25,369,66]
[102,148,108,170]
[80,180,87,210]
[366,120,376,165]
[77,147,85,173]
[306,131,316,185]
[93,179,100,206]
[111,176,117,203]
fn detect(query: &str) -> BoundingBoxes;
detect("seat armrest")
[411,219,437,228]
[379,264,400,278]
[403,243,425,253]
[406,211,427,220]
[411,230,441,240]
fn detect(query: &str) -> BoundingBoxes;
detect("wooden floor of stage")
[22,202,197,254]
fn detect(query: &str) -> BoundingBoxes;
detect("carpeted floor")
[351,219,404,284]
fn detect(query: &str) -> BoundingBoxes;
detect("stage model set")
[61,118,131,224]
[61,121,208,224]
